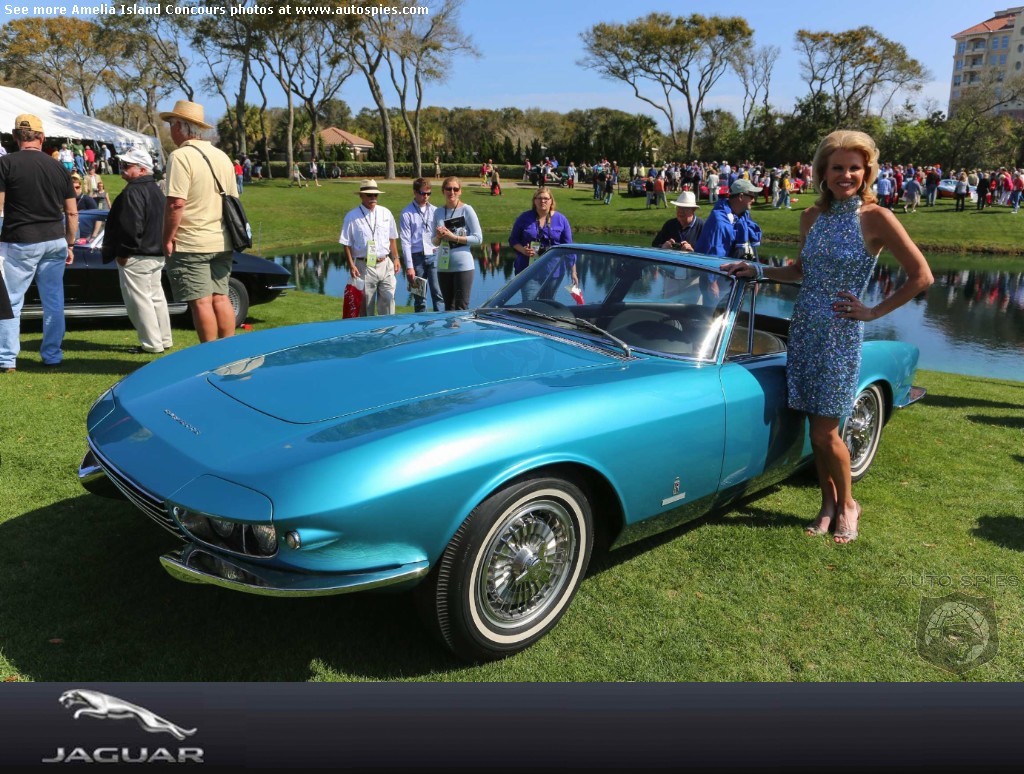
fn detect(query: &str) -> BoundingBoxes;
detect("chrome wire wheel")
[419,476,593,662]
[475,498,576,630]
[844,384,885,482]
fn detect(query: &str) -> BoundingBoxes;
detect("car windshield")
[478,247,734,360]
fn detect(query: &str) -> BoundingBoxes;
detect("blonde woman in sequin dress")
[723,130,933,544]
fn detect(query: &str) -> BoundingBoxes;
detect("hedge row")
[260,161,531,181]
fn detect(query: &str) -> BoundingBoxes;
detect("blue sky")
[4,0,991,126]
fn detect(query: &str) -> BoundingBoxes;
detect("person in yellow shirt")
[160,100,238,343]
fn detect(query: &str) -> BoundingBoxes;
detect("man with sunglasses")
[398,177,443,312]
[340,179,400,316]
[103,148,171,354]
[692,178,763,303]
[693,178,763,261]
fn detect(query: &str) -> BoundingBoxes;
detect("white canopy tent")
[0,86,162,159]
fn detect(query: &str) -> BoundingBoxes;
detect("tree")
[339,10,400,178]
[101,3,195,103]
[0,16,110,115]
[249,56,276,176]
[694,109,742,162]
[318,98,353,129]
[384,0,478,177]
[286,18,355,167]
[193,3,274,159]
[561,109,660,166]
[579,13,753,157]
[943,69,1024,169]
[252,5,307,178]
[99,14,183,140]
[216,105,269,160]
[795,27,927,129]
[731,45,780,132]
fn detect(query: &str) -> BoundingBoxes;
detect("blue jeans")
[412,252,444,312]
[0,238,68,367]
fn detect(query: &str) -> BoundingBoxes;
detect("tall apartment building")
[950,6,1024,118]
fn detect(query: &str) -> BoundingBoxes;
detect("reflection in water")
[272,243,1024,382]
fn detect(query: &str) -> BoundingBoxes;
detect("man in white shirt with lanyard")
[398,177,443,312]
[340,179,400,316]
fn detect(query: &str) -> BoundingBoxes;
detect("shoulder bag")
[187,145,252,251]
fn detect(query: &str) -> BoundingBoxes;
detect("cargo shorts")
[165,250,233,302]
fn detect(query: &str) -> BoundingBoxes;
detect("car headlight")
[173,507,213,540]
[248,524,277,555]
[209,517,236,539]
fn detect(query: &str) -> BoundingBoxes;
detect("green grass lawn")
[98,173,1024,261]
[1,290,1020,682]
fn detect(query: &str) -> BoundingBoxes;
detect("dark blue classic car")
[21,210,292,327]
[78,245,923,661]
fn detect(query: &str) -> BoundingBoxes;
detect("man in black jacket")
[103,148,172,354]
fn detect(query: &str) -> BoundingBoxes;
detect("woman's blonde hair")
[812,130,880,209]
[441,176,461,196]
[533,186,557,212]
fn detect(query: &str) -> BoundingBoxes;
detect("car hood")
[205,314,618,423]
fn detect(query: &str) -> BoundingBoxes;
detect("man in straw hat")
[339,179,400,316]
[159,99,239,342]
[104,147,172,355]
[652,190,705,251]
[0,113,78,373]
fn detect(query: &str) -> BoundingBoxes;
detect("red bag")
[343,277,364,319]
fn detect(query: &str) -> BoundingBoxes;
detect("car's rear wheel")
[845,384,885,482]
[227,276,250,327]
[417,476,593,662]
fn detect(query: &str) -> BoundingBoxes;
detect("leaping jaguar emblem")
[59,689,197,740]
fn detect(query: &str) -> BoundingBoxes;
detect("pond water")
[271,236,1024,383]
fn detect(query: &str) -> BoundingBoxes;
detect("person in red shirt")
[653,175,667,207]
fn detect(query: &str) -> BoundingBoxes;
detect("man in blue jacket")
[104,148,172,354]
[693,178,762,260]
[692,179,763,302]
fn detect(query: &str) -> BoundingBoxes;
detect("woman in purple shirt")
[508,187,577,301]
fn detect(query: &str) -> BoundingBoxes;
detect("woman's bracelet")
[749,261,764,280]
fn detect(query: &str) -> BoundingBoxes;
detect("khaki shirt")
[165,139,238,253]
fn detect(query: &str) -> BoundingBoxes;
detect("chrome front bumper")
[161,545,430,597]
[81,446,430,597]
[896,385,927,409]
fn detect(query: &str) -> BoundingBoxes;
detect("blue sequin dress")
[787,196,877,417]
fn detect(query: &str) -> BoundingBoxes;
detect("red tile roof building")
[301,127,375,160]
[950,6,1024,118]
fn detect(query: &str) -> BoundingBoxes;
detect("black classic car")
[20,210,293,327]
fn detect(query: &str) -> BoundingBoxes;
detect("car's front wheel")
[845,384,885,482]
[227,276,250,327]
[417,476,593,662]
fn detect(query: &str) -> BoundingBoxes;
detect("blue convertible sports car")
[79,245,924,661]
